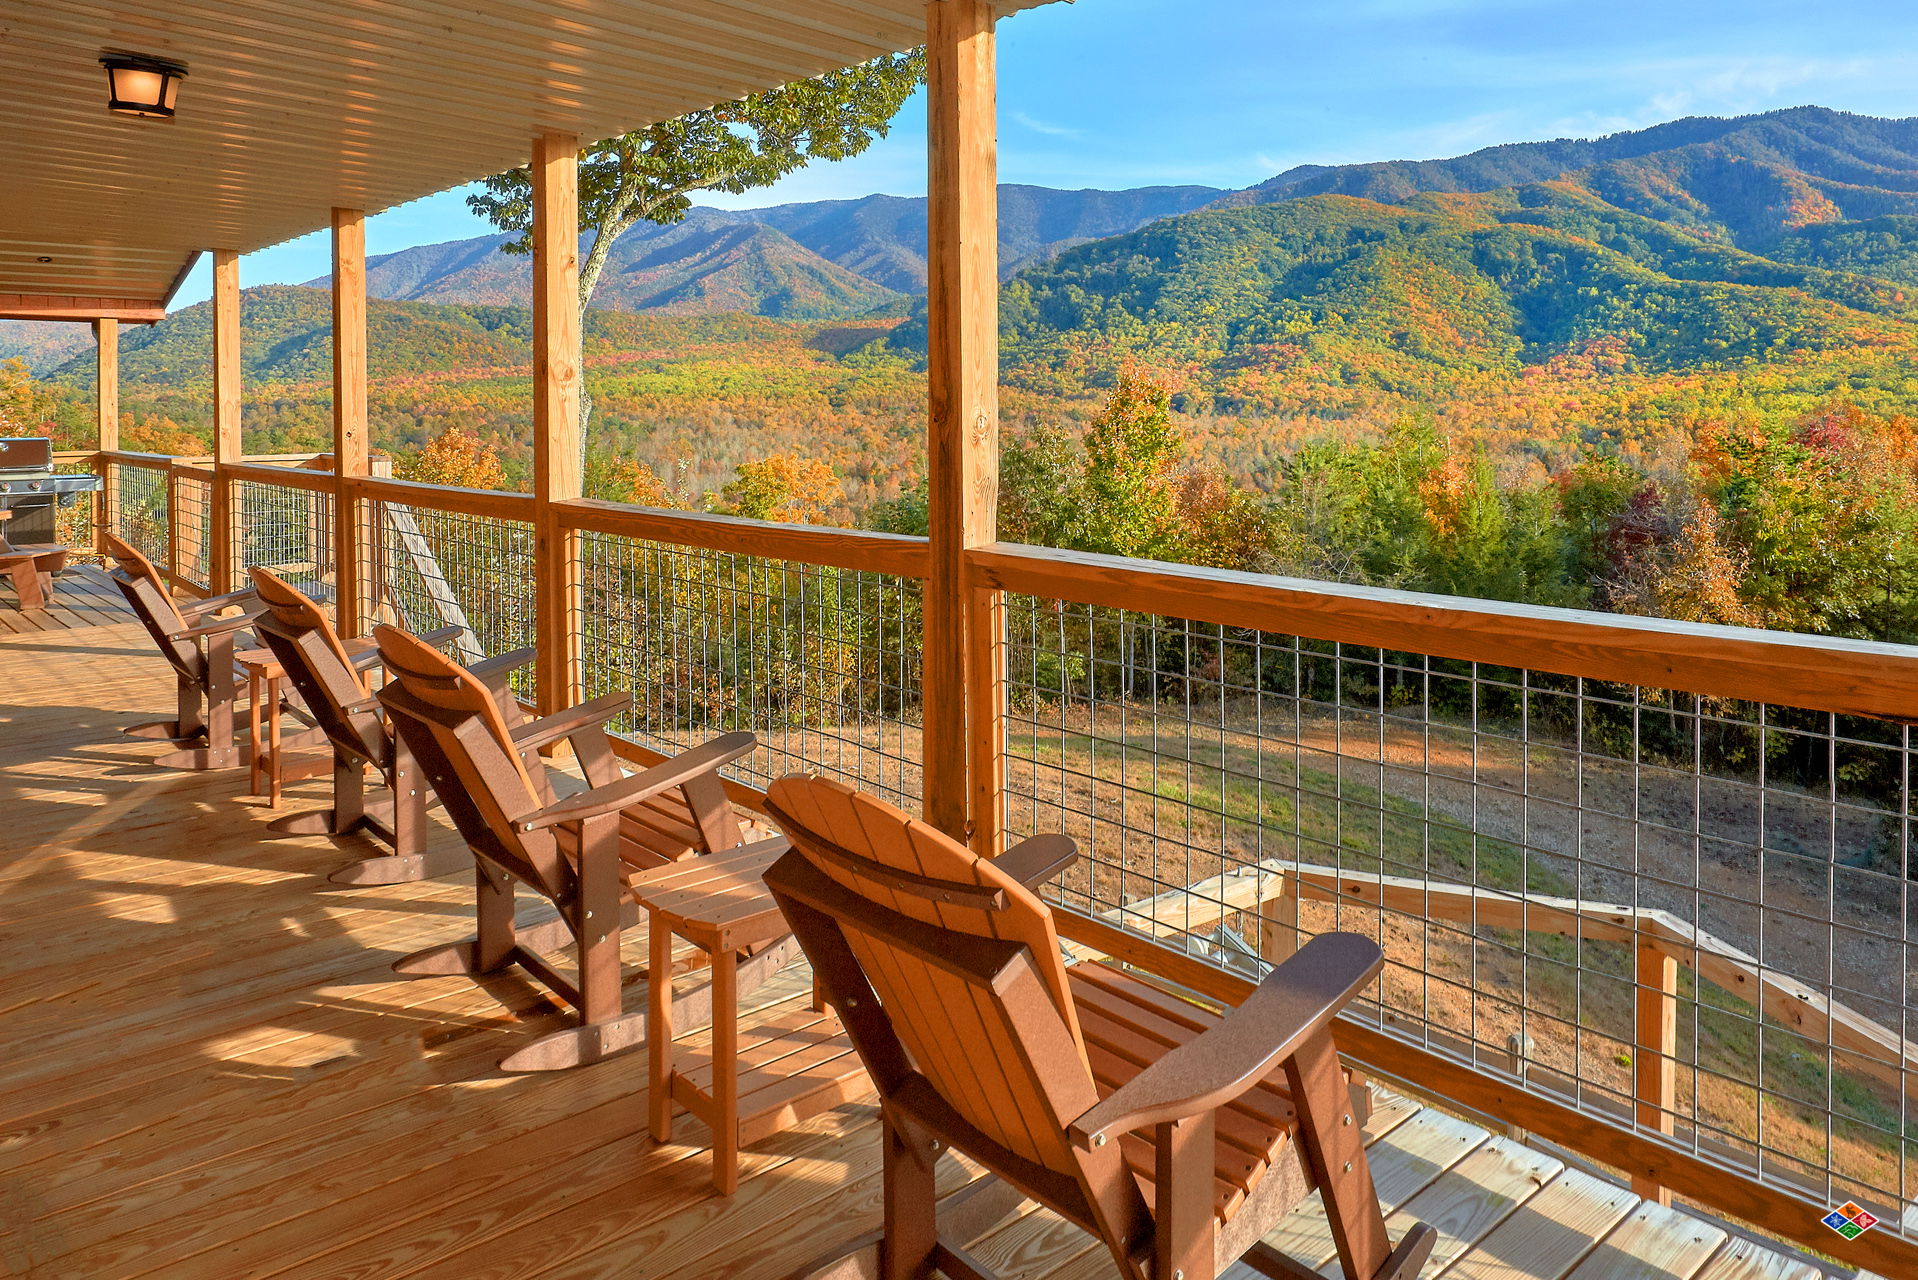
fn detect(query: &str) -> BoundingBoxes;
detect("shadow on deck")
[0,623,1849,1280]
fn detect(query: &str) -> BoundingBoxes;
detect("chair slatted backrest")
[249,567,385,766]
[765,775,1096,1180]
[373,624,574,900]
[104,532,201,678]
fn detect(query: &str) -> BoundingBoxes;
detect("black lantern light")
[101,53,187,119]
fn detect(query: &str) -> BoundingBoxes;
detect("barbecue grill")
[0,438,102,549]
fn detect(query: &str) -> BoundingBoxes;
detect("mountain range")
[20,105,1918,449]
[321,183,1226,314]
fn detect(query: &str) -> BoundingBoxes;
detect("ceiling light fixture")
[101,53,187,119]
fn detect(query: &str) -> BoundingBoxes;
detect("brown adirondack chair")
[372,622,797,1072]
[104,531,264,770]
[248,566,477,885]
[762,775,1438,1280]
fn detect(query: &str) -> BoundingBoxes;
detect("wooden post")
[924,0,1000,847]
[1633,939,1679,1206]
[94,318,118,554]
[531,132,583,713]
[210,248,242,592]
[1258,876,1300,965]
[166,463,185,584]
[332,208,369,634]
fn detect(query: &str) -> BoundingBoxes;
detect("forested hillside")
[11,105,1918,643]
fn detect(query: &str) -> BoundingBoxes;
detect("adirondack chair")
[762,776,1439,1280]
[104,531,264,770]
[371,623,796,1072]
[247,566,478,885]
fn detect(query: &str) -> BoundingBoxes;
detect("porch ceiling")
[0,0,1047,311]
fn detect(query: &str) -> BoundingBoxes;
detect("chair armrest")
[510,693,636,753]
[995,834,1078,889]
[469,646,537,684]
[169,607,265,642]
[518,731,757,832]
[347,627,461,673]
[177,587,260,618]
[1066,933,1382,1150]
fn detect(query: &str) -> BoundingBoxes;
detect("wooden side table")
[234,643,364,805]
[631,841,866,1194]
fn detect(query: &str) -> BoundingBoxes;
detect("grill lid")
[0,437,53,474]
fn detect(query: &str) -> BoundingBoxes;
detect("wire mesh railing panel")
[577,532,923,809]
[171,472,214,590]
[366,498,537,703]
[108,463,168,568]
[231,478,335,602]
[1000,595,1918,1234]
[51,459,97,552]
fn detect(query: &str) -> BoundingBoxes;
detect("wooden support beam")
[923,0,1000,845]
[531,132,583,713]
[210,249,242,592]
[94,319,119,451]
[332,208,369,635]
[94,319,118,555]
[0,294,164,323]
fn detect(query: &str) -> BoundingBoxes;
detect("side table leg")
[248,672,264,797]
[649,911,674,1144]
[713,945,738,1195]
[266,676,283,808]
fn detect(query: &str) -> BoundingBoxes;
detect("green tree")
[468,52,924,438]
[1077,373,1184,559]
[712,454,844,525]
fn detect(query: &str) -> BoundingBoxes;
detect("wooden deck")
[0,560,135,634]
[0,621,1853,1280]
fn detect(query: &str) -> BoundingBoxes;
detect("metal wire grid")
[999,596,1917,1231]
[171,473,214,590]
[576,531,923,809]
[109,463,168,568]
[366,498,537,703]
[51,459,97,552]
[231,478,335,601]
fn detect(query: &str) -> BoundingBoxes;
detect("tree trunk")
[574,222,625,475]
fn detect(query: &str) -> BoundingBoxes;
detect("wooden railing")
[108,457,1916,1275]
[969,540,1918,1276]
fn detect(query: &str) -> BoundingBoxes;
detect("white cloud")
[1013,111,1083,139]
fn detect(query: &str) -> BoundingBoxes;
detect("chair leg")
[882,1110,941,1280]
[1284,1033,1398,1280]
[202,633,240,769]
[176,671,206,745]
[1153,1112,1215,1280]
[270,753,364,836]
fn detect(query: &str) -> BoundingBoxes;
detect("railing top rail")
[970,540,1918,722]
[101,450,195,467]
[222,460,336,491]
[560,498,929,578]
[346,473,534,520]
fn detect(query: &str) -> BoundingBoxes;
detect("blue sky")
[171,0,1918,306]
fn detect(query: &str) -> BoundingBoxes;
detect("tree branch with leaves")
[469,51,924,446]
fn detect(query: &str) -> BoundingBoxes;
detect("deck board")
[0,561,133,633]
[0,623,1850,1280]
